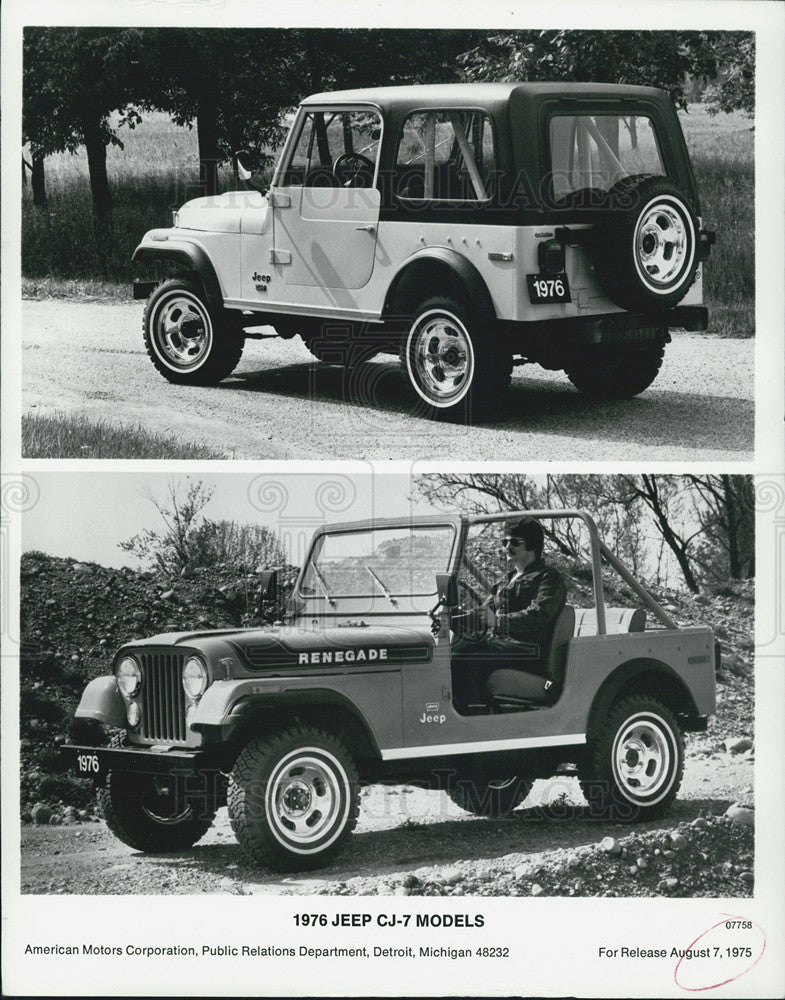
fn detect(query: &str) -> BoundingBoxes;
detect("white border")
[2,1,784,998]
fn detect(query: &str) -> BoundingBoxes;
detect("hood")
[125,623,435,671]
[176,189,267,233]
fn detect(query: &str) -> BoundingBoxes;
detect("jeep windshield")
[548,113,666,202]
[300,524,456,600]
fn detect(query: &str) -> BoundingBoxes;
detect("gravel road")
[21,749,752,896]
[22,300,753,460]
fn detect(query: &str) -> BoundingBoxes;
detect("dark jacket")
[489,558,567,648]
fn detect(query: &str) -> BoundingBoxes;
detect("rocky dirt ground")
[19,552,755,898]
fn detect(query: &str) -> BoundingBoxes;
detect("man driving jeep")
[451,518,567,710]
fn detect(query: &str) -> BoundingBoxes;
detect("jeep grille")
[138,652,187,743]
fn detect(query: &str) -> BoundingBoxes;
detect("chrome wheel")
[407,309,475,407]
[266,748,350,852]
[151,290,213,372]
[612,713,676,804]
[633,196,694,290]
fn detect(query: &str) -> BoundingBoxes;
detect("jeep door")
[269,106,382,290]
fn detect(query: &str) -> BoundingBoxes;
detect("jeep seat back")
[574,607,646,636]
[487,604,576,709]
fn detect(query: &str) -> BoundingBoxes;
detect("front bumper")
[61,743,224,786]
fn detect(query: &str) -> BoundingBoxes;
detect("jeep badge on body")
[132,83,715,422]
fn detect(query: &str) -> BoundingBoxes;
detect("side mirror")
[234,149,256,179]
[435,573,458,607]
[258,570,278,608]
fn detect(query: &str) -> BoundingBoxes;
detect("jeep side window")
[395,110,494,201]
[549,114,665,200]
[283,109,382,188]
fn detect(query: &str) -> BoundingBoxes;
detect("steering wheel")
[333,152,375,188]
[449,579,491,641]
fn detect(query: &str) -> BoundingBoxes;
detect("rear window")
[549,114,665,201]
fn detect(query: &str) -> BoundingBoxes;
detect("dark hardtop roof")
[300,81,667,113]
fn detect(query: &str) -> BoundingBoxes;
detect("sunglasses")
[501,537,524,549]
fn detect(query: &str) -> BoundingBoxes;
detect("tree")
[617,476,702,592]
[457,30,754,114]
[143,28,481,195]
[119,481,215,575]
[23,28,149,220]
[687,475,755,581]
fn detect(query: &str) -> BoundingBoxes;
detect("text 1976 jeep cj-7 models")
[63,510,717,871]
[133,83,715,421]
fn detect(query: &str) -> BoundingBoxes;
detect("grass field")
[21,105,754,334]
[22,411,223,459]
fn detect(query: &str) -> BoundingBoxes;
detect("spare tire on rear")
[592,176,699,312]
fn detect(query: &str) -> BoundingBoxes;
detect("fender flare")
[192,680,382,757]
[74,676,125,728]
[382,246,497,321]
[132,238,223,306]
[584,658,700,738]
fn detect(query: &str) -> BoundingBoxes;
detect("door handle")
[354,225,375,232]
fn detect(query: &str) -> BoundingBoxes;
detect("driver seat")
[487,605,575,711]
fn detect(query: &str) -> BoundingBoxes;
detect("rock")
[63,806,80,824]
[530,884,544,896]
[662,849,676,858]
[690,817,709,830]
[394,885,410,896]
[629,865,639,876]
[636,857,649,870]
[72,563,92,574]
[49,814,62,825]
[31,803,52,825]
[669,832,688,850]
[739,871,754,885]
[160,590,175,601]
[726,737,753,755]
[725,803,754,827]
[657,877,679,892]
[132,611,148,623]
[21,811,32,824]
[401,874,420,888]
[600,836,621,855]
[513,864,529,880]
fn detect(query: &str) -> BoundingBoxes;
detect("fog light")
[186,704,196,729]
[538,239,565,274]
[127,701,140,727]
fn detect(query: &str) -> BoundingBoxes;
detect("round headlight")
[116,657,141,697]
[182,656,208,700]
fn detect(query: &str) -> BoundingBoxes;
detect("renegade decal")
[298,648,389,665]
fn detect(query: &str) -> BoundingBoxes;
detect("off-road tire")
[578,695,684,822]
[400,295,512,422]
[592,176,700,312]
[446,770,533,817]
[143,277,244,385]
[566,334,666,399]
[228,726,360,871]
[97,733,216,852]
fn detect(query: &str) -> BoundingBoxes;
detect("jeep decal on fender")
[298,648,388,665]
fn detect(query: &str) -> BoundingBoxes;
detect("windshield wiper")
[365,566,398,606]
[311,564,337,607]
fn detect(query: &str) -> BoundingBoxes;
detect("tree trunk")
[31,152,47,206]
[197,88,220,197]
[82,115,112,220]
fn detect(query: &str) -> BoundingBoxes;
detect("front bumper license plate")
[60,744,214,782]
[527,273,571,304]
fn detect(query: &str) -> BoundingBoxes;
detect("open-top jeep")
[63,510,717,871]
[133,83,714,421]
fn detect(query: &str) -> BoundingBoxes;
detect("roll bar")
[463,509,678,634]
